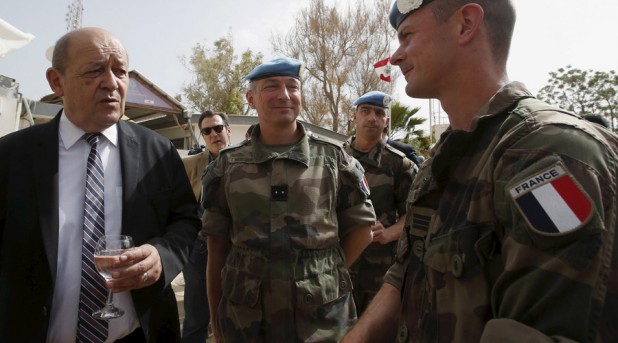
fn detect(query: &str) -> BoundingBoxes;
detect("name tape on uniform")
[509,164,593,234]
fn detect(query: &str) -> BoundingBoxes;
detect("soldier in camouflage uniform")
[202,57,376,342]
[343,91,417,314]
[343,1,618,342]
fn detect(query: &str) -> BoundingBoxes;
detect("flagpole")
[388,63,393,138]
[429,99,433,146]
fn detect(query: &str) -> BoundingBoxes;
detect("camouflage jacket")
[201,122,376,342]
[343,138,417,310]
[384,82,618,343]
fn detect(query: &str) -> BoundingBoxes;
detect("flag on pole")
[373,57,392,82]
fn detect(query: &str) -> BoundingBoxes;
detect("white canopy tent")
[0,18,34,59]
[0,19,35,137]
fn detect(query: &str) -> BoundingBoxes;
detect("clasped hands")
[371,222,396,245]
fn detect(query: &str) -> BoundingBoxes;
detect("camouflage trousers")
[217,245,357,342]
[349,241,397,314]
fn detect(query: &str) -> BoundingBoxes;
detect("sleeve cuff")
[201,210,231,238]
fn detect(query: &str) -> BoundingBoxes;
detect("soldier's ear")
[457,3,484,45]
[246,90,256,109]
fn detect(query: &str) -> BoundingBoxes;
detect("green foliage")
[182,32,262,115]
[537,65,618,131]
[389,102,424,139]
[388,101,429,155]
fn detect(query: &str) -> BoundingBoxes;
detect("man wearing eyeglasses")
[199,111,232,162]
[181,110,231,342]
[183,110,232,200]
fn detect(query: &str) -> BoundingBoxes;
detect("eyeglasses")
[200,124,226,135]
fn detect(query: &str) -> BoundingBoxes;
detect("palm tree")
[389,102,426,141]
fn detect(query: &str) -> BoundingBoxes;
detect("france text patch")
[509,164,593,234]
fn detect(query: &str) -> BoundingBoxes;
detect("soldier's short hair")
[390,0,516,65]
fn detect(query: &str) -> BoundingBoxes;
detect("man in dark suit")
[0,27,200,342]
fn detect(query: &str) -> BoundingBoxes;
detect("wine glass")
[92,234,134,320]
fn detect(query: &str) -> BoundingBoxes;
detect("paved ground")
[172,273,214,342]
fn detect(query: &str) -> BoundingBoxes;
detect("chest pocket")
[423,223,498,279]
[397,207,434,264]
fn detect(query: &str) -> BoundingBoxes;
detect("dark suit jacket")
[0,113,200,342]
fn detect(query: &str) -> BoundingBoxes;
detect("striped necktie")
[77,133,108,342]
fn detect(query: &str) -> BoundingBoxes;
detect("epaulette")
[510,97,575,119]
[308,133,346,151]
[384,143,407,158]
[218,139,251,156]
[520,99,618,154]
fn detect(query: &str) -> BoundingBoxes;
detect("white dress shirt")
[47,113,139,343]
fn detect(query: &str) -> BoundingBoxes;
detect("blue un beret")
[389,0,435,30]
[354,91,392,108]
[244,57,303,82]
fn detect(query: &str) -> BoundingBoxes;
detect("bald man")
[0,27,200,342]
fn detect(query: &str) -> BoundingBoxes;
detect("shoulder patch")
[345,155,370,197]
[360,175,370,197]
[509,163,593,235]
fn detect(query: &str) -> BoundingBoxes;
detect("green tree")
[388,102,429,155]
[537,65,618,131]
[271,0,394,134]
[182,33,262,114]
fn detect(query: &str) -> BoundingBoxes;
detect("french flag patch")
[509,164,593,234]
[360,176,371,197]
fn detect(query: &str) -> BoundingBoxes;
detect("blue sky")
[1,0,617,128]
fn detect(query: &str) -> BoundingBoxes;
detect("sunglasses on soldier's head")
[200,125,226,135]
